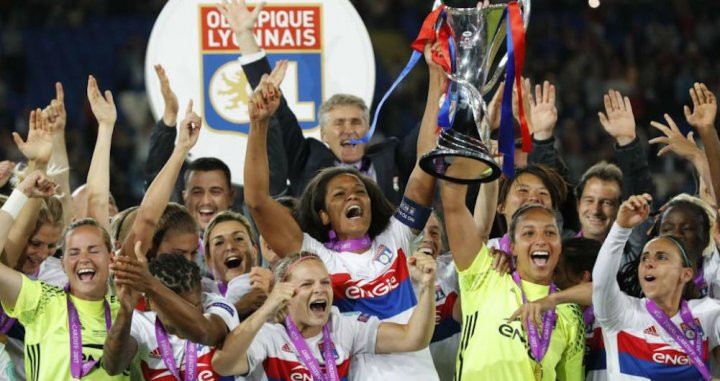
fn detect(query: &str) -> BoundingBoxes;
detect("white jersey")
[593,224,720,380]
[301,217,438,380]
[246,307,379,381]
[429,253,460,381]
[130,292,239,380]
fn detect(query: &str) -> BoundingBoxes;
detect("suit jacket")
[242,54,417,205]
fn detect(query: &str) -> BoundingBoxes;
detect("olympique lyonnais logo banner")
[145,0,374,184]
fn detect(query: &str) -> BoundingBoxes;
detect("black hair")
[148,203,198,260]
[297,167,395,242]
[498,164,567,222]
[148,253,201,294]
[508,203,564,243]
[652,199,712,259]
[184,157,232,190]
[561,237,601,278]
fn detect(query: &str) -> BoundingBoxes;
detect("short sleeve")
[2,275,53,325]
[245,324,271,374]
[204,294,240,330]
[129,312,155,356]
[224,274,252,305]
[457,245,492,292]
[301,233,338,269]
[339,313,381,356]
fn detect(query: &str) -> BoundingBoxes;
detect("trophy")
[418,0,531,183]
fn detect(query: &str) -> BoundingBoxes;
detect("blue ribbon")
[498,7,516,177]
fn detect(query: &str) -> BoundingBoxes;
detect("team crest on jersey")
[318,342,340,361]
[373,245,394,265]
[199,4,323,135]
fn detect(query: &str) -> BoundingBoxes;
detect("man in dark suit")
[220,1,417,205]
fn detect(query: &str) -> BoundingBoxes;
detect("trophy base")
[419,130,502,184]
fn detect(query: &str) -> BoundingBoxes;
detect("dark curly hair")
[297,167,395,242]
[148,253,201,294]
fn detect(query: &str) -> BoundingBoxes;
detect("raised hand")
[154,64,179,127]
[217,0,265,35]
[408,252,437,287]
[649,114,703,161]
[0,160,15,189]
[616,193,652,229]
[16,170,57,198]
[41,82,67,136]
[115,244,143,310]
[262,282,295,319]
[487,81,505,131]
[87,75,117,127]
[248,73,283,123]
[111,241,155,294]
[176,100,202,151]
[598,89,636,146]
[13,109,53,164]
[268,60,288,88]
[528,79,557,140]
[684,82,717,131]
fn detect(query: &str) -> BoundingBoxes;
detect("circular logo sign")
[145,0,375,184]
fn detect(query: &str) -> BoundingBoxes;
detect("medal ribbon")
[499,1,531,177]
[284,315,339,381]
[324,230,371,252]
[583,305,595,327]
[65,285,112,379]
[645,299,710,380]
[511,271,557,363]
[155,318,198,381]
[352,5,454,144]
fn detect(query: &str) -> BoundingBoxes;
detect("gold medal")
[533,361,543,381]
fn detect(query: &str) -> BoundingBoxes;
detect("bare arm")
[684,83,720,206]
[45,83,72,227]
[213,282,294,376]
[401,45,446,227]
[244,71,303,256]
[101,279,139,375]
[0,172,56,307]
[441,177,485,271]
[122,102,201,259]
[376,254,436,353]
[473,180,499,243]
[85,76,116,232]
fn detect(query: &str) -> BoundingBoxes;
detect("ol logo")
[200,4,321,134]
[373,245,394,265]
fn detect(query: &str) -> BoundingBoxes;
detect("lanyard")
[284,315,339,381]
[155,318,197,381]
[645,299,711,380]
[323,230,371,252]
[510,271,557,363]
[65,286,111,380]
[583,305,595,327]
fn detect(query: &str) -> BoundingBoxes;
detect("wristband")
[2,189,29,220]
[394,196,432,231]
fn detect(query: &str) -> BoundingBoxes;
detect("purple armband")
[394,196,432,230]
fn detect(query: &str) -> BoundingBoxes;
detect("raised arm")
[122,102,201,259]
[3,109,54,267]
[143,65,181,192]
[473,176,499,243]
[102,245,141,375]
[44,82,72,227]
[85,76,116,232]
[112,245,229,346]
[684,83,720,207]
[0,172,56,308]
[599,89,654,199]
[648,114,713,202]
[213,282,294,376]
[527,80,570,180]
[244,70,303,256]
[401,44,446,233]
[376,253,436,353]
[592,194,651,323]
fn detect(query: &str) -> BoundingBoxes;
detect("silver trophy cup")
[419,0,531,184]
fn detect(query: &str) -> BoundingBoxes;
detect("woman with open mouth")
[441,158,585,381]
[212,251,437,380]
[0,171,128,381]
[594,193,720,380]
[243,47,444,380]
